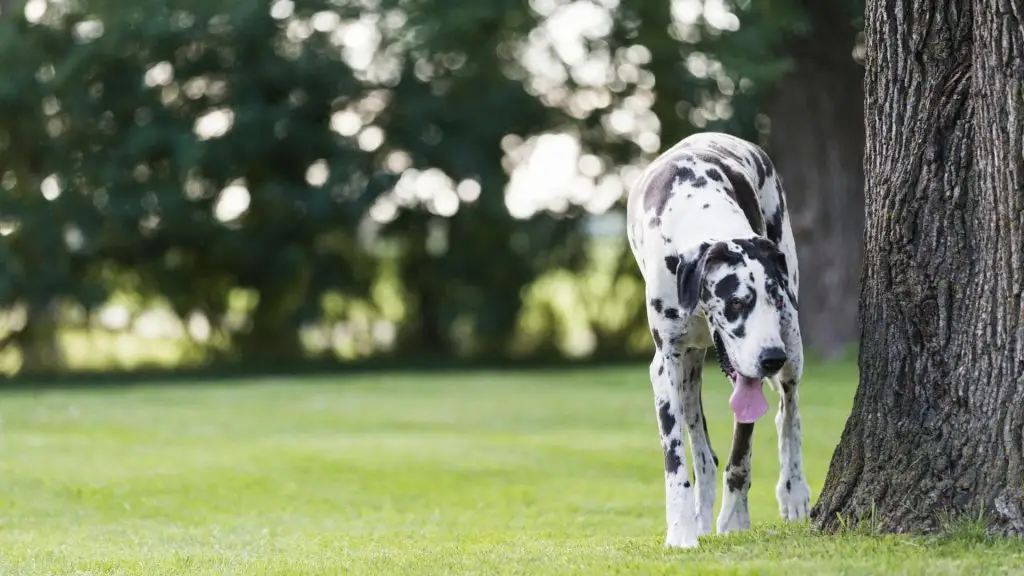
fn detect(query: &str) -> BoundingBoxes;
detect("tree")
[811,0,1024,535]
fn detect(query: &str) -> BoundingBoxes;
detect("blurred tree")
[812,0,1024,535]
[0,0,388,368]
[372,0,589,359]
[0,2,100,373]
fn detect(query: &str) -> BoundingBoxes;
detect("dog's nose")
[759,347,787,375]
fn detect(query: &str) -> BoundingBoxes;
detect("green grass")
[0,362,1021,575]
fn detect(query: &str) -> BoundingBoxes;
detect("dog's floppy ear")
[676,241,729,315]
[748,237,798,310]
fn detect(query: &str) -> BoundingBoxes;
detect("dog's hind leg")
[679,347,717,536]
[775,326,811,521]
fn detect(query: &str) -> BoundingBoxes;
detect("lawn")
[0,361,1021,575]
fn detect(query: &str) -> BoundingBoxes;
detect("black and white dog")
[626,132,810,548]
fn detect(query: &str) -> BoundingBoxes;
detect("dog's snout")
[759,347,787,375]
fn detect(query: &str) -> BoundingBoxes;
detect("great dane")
[625,131,810,548]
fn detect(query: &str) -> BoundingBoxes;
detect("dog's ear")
[752,238,798,311]
[676,241,729,315]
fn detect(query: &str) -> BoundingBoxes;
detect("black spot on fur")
[765,208,784,244]
[683,480,691,488]
[658,364,665,376]
[732,324,746,338]
[652,328,663,350]
[726,471,747,493]
[651,298,664,313]
[649,216,662,230]
[658,400,676,436]
[714,274,740,300]
[736,238,789,283]
[786,480,792,492]
[663,307,679,319]
[718,164,765,235]
[702,203,710,209]
[707,142,748,166]
[677,166,697,182]
[706,168,722,182]
[756,147,775,179]
[753,149,766,187]
[644,163,695,217]
[693,176,708,188]
[728,423,754,468]
[664,255,680,274]
[664,439,682,473]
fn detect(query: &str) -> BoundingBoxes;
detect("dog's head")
[676,237,795,382]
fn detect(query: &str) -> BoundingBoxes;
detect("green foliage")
[0,0,866,374]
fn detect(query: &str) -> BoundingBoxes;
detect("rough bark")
[765,2,865,359]
[811,0,1024,535]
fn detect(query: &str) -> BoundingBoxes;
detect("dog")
[625,131,811,548]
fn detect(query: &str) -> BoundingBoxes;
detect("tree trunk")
[18,301,64,375]
[765,1,864,360]
[811,0,1024,535]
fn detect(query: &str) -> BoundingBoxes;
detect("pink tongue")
[729,375,768,423]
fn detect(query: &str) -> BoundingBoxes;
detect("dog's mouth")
[713,331,735,378]
[713,331,769,424]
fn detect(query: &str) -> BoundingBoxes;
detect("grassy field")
[0,362,1021,575]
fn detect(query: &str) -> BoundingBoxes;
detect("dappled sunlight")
[213,181,251,223]
[371,167,469,222]
[305,160,330,188]
[193,108,234,140]
[22,0,46,23]
[40,174,61,201]
[144,62,174,88]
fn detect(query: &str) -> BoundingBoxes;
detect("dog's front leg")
[649,341,699,549]
[716,420,754,534]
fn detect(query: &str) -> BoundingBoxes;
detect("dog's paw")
[696,512,714,537]
[716,492,751,534]
[776,476,811,521]
[664,518,700,549]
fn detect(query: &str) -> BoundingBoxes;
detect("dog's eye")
[775,297,784,310]
[728,297,746,311]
